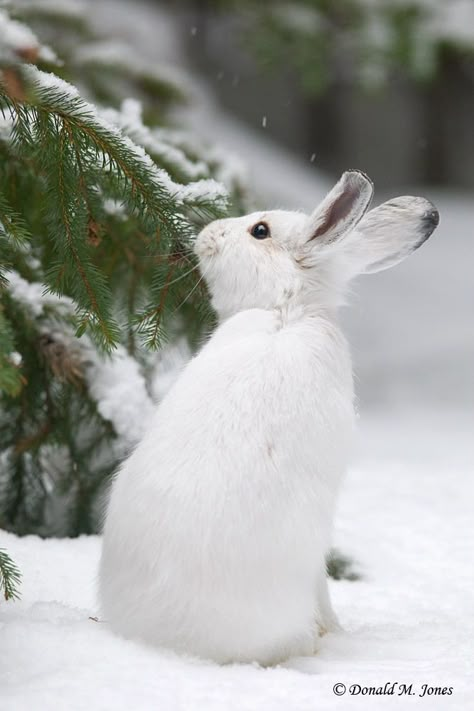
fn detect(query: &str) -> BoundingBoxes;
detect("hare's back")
[134,308,353,490]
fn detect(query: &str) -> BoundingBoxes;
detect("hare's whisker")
[173,264,208,314]
[157,264,200,289]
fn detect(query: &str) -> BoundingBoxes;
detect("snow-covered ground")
[1,411,472,711]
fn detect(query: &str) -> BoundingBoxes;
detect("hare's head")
[195,171,439,319]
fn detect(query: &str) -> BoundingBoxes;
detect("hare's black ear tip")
[417,205,440,246]
[421,204,440,232]
[422,207,440,229]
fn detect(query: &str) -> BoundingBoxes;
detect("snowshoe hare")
[99,171,439,665]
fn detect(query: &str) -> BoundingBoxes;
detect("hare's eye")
[250,222,270,240]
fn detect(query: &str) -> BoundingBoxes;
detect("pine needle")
[0,549,21,601]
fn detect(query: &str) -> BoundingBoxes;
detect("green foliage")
[0,547,21,600]
[0,308,23,396]
[1,68,225,351]
[0,285,117,535]
[327,548,361,581]
[214,0,474,95]
[0,4,246,537]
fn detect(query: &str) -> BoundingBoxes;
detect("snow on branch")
[25,67,229,208]
[101,99,210,183]
[6,270,75,317]
[5,271,154,446]
[13,0,85,22]
[0,8,57,65]
[85,347,155,448]
[74,40,190,100]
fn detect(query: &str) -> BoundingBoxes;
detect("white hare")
[99,171,439,665]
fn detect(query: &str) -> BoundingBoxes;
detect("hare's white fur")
[99,172,438,665]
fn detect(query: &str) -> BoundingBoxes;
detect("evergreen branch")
[0,192,31,245]
[22,68,227,213]
[0,67,227,350]
[0,548,21,600]
[57,129,96,308]
[139,263,177,349]
[0,191,31,289]
[55,126,117,349]
[0,308,23,396]
[74,45,187,105]
[14,419,51,455]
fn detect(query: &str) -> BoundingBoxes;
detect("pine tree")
[0,0,247,573]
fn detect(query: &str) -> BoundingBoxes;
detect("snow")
[5,271,154,447]
[74,40,190,96]
[1,411,472,710]
[274,3,323,35]
[427,0,474,48]
[9,351,22,366]
[0,116,13,143]
[152,127,248,195]
[0,8,57,64]
[25,65,83,100]
[0,10,39,55]
[15,0,85,21]
[101,99,210,181]
[5,270,75,317]
[85,346,154,447]
[102,197,126,219]
[358,0,474,48]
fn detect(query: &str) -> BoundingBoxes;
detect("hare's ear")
[305,170,374,246]
[345,196,439,274]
